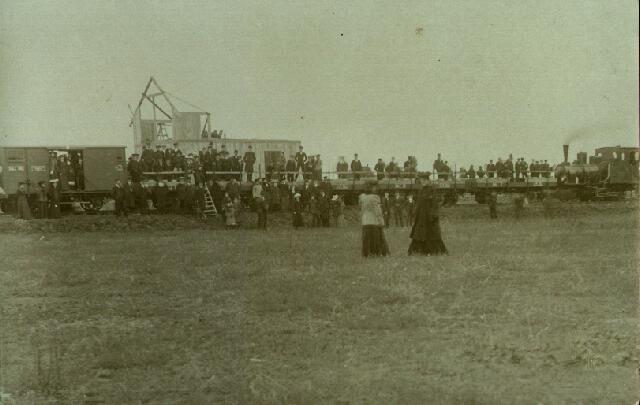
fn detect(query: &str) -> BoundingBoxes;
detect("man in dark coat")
[486,160,496,178]
[317,191,330,227]
[47,180,61,218]
[141,146,154,172]
[495,159,505,179]
[232,150,243,181]
[127,154,141,182]
[36,181,48,219]
[153,145,165,172]
[477,164,485,178]
[124,180,136,212]
[374,159,386,180]
[295,146,308,180]
[336,157,349,179]
[351,154,363,180]
[408,185,447,255]
[433,153,444,179]
[225,177,240,200]
[391,192,405,226]
[285,155,296,182]
[242,145,256,181]
[112,179,127,216]
[386,157,400,179]
[243,145,256,182]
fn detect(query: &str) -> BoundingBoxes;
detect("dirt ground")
[0,201,638,404]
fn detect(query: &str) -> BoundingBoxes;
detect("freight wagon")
[0,145,127,206]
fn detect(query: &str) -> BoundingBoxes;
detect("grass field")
[0,202,638,404]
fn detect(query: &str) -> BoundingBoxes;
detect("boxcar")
[0,145,127,196]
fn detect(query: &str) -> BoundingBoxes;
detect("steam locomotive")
[554,144,639,197]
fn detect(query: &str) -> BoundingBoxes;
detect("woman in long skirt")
[408,185,447,255]
[16,183,33,220]
[360,181,389,257]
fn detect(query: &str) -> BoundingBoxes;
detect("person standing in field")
[36,181,49,219]
[318,190,330,227]
[408,185,447,256]
[16,183,32,220]
[112,179,127,217]
[292,193,304,228]
[47,179,61,218]
[330,194,345,227]
[391,192,405,227]
[360,181,389,257]
[488,191,498,219]
[252,179,267,229]
[381,192,391,228]
[406,194,416,226]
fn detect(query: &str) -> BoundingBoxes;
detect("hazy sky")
[1,0,638,169]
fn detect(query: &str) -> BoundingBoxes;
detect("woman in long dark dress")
[408,185,447,255]
[360,181,389,257]
[16,183,33,220]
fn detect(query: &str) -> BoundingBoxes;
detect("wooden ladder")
[203,186,218,217]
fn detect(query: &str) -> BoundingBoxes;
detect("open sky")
[0,0,638,170]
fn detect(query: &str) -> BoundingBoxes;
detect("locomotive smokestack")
[562,144,569,164]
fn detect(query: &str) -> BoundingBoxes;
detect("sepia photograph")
[0,1,638,404]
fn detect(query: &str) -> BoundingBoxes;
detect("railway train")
[1,142,636,213]
[0,77,636,211]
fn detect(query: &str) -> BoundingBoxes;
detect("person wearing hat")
[381,192,391,228]
[295,145,308,180]
[153,145,164,172]
[330,194,345,227]
[386,157,399,179]
[112,179,127,217]
[292,193,304,228]
[374,158,386,181]
[231,150,242,181]
[285,154,296,182]
[408,185,447,256]
[127,154,141,182]
[336,157,348,179]
[36,181,49,219]
[243,145,256,182]
[252,179,267,229]
[351,154,363,180]
[15,183,33,220]
[47,179,61,219]
[318,190,330,227]
[359,180,388,257]
[304,155,315,181]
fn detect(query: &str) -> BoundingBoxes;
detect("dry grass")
[0,201,638,404]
